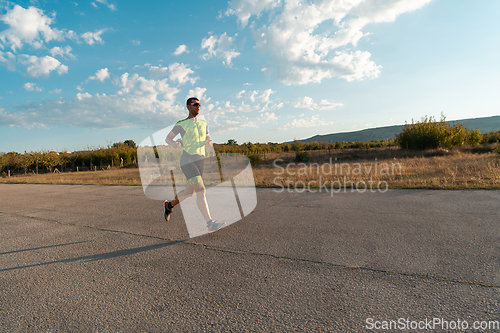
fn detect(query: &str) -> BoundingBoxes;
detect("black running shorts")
[180,151,205,185]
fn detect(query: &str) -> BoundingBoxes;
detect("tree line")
[1,117,499,175]
[1,141,137,176]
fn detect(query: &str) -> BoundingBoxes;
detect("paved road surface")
[0,184,499,332]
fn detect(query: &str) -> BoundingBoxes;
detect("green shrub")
[334,141,346,149]
[465,129,482,146]
[306,141,320,150]
[396,115,482,150]
[291,140,303,152]
[295,151,309,162]
[248,154,262,166]
[482,130,500,144]
[1,171,6,178]
[396,116,443,150]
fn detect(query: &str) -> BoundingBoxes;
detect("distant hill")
[297,115,500,143]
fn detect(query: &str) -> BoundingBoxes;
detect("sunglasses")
[189,102,201,107]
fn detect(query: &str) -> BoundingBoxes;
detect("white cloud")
[148,65,169,78]
[201,33,240,67]
[291,96,315,109]
[1,75,286,135]
[57,64,69,75]
[0,92,185,129]
[50,88,62,94]
[205,89,283,134]
[81,29,106,45]
[316,99,343,110]
[260,112,278,121]
[291,96,343,110]
[0,50,16,71]
[187,87,207,101]
[236,90,245,98]
[19,55,68,77]
[23,82,42,92]
[269,50,381,85]
[259,88,274,103]
[173,44,188,55]
[224,0,282,28]
[76,92,91,100]
[149,63,197,85]
[168,63,197,85]
[244,89,275,103]
[88,68,110,82]
[284,115,334,128]
[211,118,259,134]
[131,40,140,46]
[93,0,117,11]
[50,46,74,58]
[116,72,180,103]
[225,0,431,85]
[116,72,136,94]
[0,71,186,129]
[201,36,217,56]
[248,90,257,102]
[0,5,71,52]
[227,119,258,129]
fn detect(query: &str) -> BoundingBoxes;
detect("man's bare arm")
[165,132,181,148]
[206,133,213,147]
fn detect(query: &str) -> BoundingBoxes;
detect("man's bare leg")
[194,183,211,222]
[169,185,195,207]
[169,182,212,222]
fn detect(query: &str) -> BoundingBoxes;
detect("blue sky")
[1,0,499,153]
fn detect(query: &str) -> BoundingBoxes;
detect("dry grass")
[254,150,500,190]
[0,168,141,186]
[2,149,499,190]
[394,152,500,189]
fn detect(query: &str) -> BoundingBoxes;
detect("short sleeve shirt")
[171,118,209,156]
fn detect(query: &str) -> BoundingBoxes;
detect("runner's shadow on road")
[0,241,90,255]
[0,240,184,272]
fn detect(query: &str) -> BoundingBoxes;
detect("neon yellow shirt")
[171,118,209,156]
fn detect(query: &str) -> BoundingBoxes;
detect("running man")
[163,97,225,232]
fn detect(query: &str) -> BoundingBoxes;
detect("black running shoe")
[163,201,172,221]
[207,219,225,232]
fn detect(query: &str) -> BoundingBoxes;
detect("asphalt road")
[0,184,499,332]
